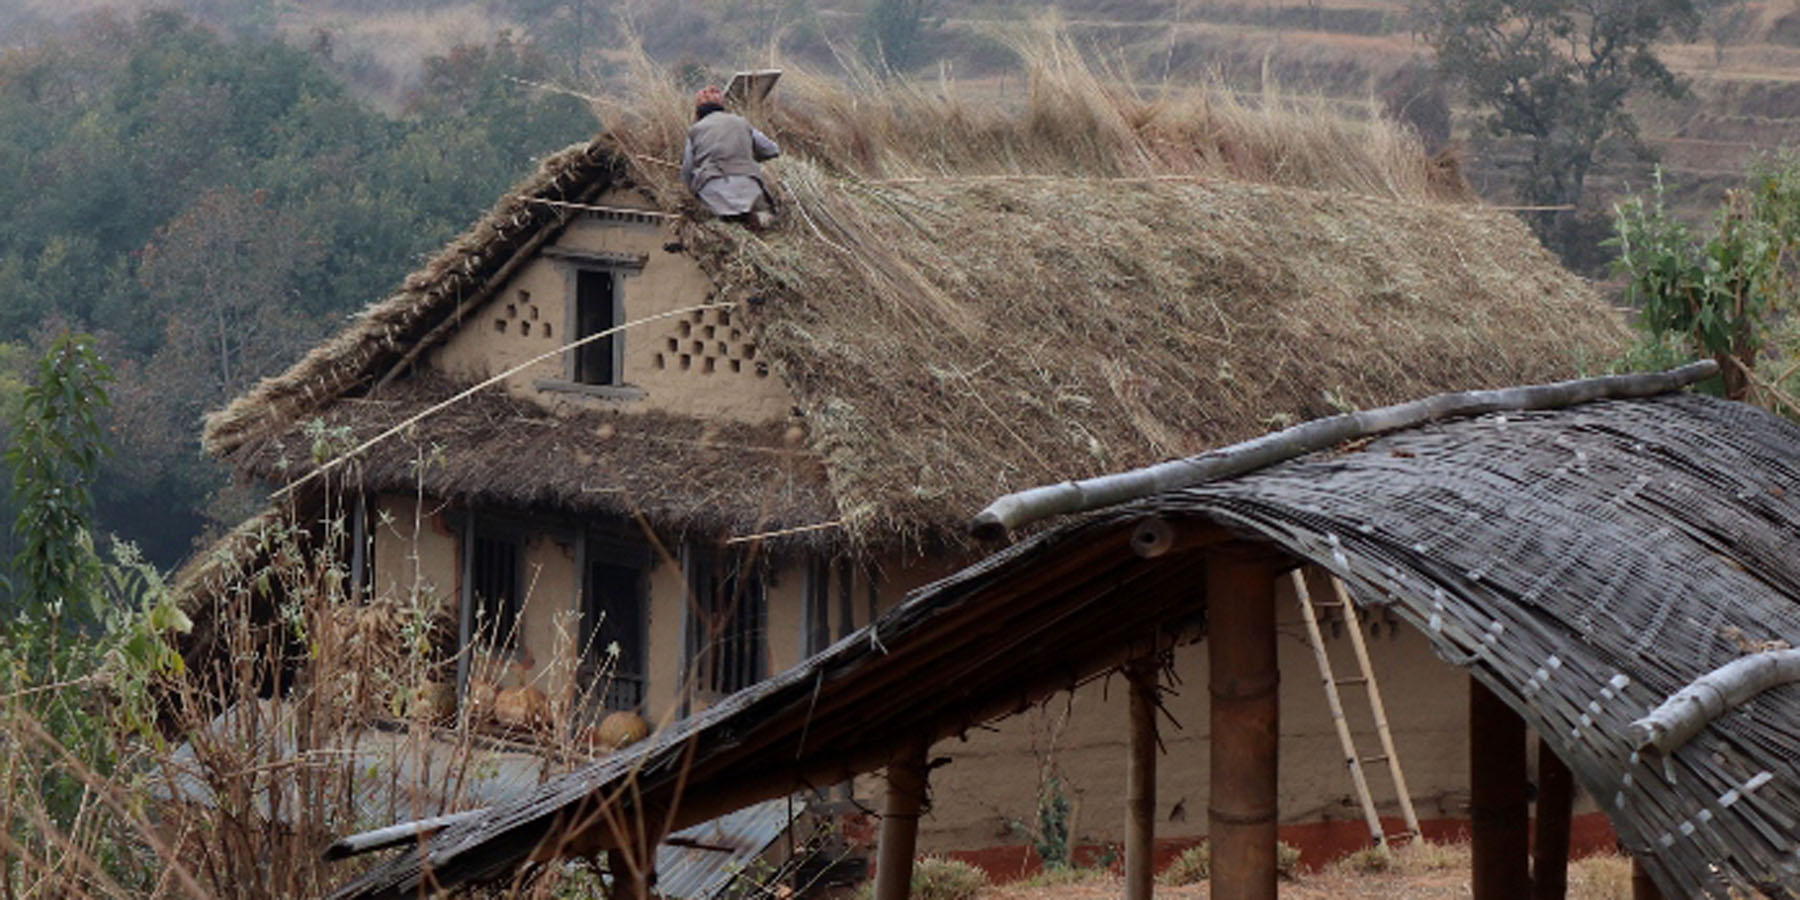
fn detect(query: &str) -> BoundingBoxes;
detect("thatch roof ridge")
[200,138,620,457]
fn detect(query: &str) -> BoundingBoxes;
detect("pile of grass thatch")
[691,171,1626,546]
[600,28,1464,201]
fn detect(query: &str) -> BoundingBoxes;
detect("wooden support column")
[1207,548,1280,900]
[1631,858,1666,900]
[1470,677,1529,900]
[874,738,931,900]
[1532,737,1574,900]
[1125,660,1159,900]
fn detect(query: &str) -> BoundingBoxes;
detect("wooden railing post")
[1125,659,1159,900]
[1532,737,1574,900]
[874,738,931,900]
[1470,677,1529,900]
[1207,548,1280,900]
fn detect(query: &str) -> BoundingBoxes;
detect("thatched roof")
[204,130,1626,551]
[325,381,1800,900]
[228,373,836,542]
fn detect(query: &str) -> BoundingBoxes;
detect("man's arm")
[750,128,780,162]
[680,139,696,189]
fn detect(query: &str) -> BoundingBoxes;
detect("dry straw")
[206,25,1626,555]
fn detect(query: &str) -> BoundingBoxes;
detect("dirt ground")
[983,844,1635,900]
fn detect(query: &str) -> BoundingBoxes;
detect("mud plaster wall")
[915,566,1476,854]
[368,494,582,701]
[369,492,459,620]
[362,512,1484,851]
[431,189,793,424]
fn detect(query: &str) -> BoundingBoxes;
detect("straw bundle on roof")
[199,41,1628,554]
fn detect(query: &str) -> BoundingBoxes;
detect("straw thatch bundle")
[199,42,1628,555]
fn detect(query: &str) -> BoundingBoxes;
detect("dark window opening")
[584,560,646,710]
[471,533,522,651]
[574,269,619,385]
[805,558,831,657]
[687,553,767,697]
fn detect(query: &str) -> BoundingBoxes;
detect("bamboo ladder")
[1290,570,1422,855]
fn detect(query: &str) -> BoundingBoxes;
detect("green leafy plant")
[6,332,113,630]
[1158,841,1210,886]
[1612,156,1800,403]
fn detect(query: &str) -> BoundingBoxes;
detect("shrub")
[1276,840,1304,881]
[1158,841,1209,886]
[1157,840,1301,884]
[858,857,988,900]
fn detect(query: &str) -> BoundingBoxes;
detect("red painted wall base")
[940,813,1620,882]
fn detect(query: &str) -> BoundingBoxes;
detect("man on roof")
[681,85,781,229]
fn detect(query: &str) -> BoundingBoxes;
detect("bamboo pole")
[1125,660,1158,900]
[1532,738,1574,900]
[1208,548,1280,900]
[1291,572,1387,854]
[969,362,1719,540]
[1629,648,1800,754]
[1470,677,1529,900]
[874,738,931,900]
[1331,577,1421,839]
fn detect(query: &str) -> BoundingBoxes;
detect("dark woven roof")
[328,387,1800,900]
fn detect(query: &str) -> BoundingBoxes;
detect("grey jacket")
[681,110,780,194]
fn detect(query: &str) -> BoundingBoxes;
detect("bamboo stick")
[969,362,1719,540]
[1331,577,1421,839]
[1291,571,1387,854]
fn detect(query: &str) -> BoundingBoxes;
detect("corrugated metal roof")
[655,796,803,900]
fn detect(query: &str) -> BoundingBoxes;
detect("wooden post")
[1469,677,1529,900]
[1125,660,1158,900]
[1207,548,1280,900]
[1631,858,1666,900]
[874,738,931,900]
[1532,737,1574,900]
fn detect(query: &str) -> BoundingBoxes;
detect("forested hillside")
[0,11,596,567]
[5,0,1799,577]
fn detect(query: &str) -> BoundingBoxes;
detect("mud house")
[176,72,1631,867]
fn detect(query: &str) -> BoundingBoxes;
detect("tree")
[859,0,942,75]
[5,333,112,630]
[1612,156,1800,403]
[1413,0,1702,251]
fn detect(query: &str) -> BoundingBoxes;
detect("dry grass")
[988,842,1645,900]
[2,477,641,899]
[600,25,1464,203]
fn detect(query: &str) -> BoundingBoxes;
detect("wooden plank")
[1208,547,1280,900]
